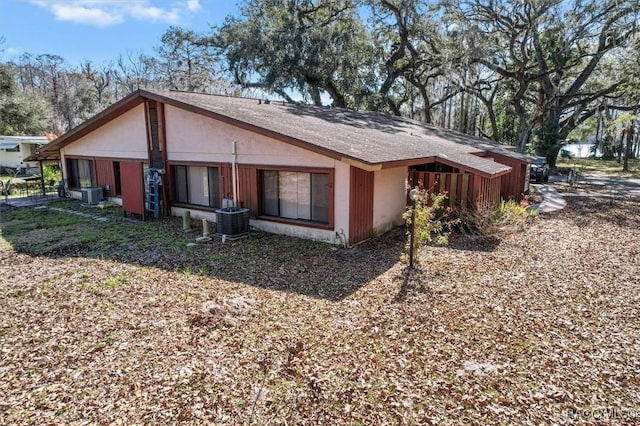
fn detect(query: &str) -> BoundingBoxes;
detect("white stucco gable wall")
[62,104,148,160]
[163,105,335,168]
[373,167,408,235]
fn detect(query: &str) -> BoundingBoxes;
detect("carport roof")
[35,89,531,176]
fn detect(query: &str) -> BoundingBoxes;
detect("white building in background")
[561,142,601,159]
[0,135,49,173]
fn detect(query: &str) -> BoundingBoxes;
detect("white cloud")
[50,4,123,27]
[186,0,201,12]
[129,3,180,23]
[29,0,197,28]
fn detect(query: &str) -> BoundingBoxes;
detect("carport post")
[39,161,46,195]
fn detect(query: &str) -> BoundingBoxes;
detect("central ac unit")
[216,207,250,240]
[81,187,103,205]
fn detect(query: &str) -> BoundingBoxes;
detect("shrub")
[42,164,61,186]
[401,190,455,266]
[457,199,536,235]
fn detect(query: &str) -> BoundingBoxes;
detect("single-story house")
[0,135,49,174]
[31,89,532,245]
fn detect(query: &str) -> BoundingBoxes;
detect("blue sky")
[0,0,241,67]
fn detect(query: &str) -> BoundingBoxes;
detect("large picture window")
[261,170,329,224]
[172,165,220,208]
[66,158,95,188]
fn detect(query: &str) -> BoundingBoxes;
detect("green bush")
[401,190,455,266]
[42,164,61,186]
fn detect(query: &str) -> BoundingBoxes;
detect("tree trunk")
[487,105,498,142]
[515,103,529,153]
[309,86,322,106]
[418,86,432,124]
[623,122,634,172]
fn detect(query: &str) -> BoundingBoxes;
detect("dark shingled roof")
[36,89,531,176]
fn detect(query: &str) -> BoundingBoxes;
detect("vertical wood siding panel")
[491,177,501,205]
[488,153,528,200]
[349,167,374,245]
[461,174,469,209]
[410,171,485,209]
[238,166,258,213]
[95,159,115,197]
[449,174,457,207]
[121,161,144,216]
[220,165,233,201]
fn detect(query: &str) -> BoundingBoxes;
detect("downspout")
[232,141,238,208]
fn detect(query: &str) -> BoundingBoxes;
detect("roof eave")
[435,156,510,178]
[25,151,61,161]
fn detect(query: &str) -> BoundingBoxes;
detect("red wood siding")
[408,171,477,209]
[237,166,258,213]
[95,159,115,197]
[481,153,528,200]
[409,171,501,210]
[475,176,502,209]
[220,165,233,201]
[120,161,144,216]
[349,167,374,245]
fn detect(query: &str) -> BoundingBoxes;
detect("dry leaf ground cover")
[1,195,639,425]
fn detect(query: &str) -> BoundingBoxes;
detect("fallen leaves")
[0,196,639,425]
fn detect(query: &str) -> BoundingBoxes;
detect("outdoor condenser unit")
[215,207,250,240]
[81,187,103,205]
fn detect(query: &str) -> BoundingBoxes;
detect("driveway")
[531,173,640,213]
[530,183,566,213]
[549,173,640,200]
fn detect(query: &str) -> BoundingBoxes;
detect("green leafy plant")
[42,164,61,187]
[401,190,455,266]
[180,265,207,277]
[105,274,128,288]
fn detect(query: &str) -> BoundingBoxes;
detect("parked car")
[530,157,550,183]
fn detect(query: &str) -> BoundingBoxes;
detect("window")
[66,158,95,188]
[172,165,220,208]
[261,170,329,224]
[113,162,122,196]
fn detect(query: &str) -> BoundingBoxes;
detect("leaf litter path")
[1,197,639,425]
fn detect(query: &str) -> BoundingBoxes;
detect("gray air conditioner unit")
[216,207,250,240]
[81,187,103,205]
